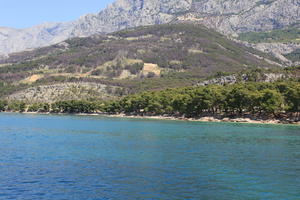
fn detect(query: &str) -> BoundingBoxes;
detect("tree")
[172,93,191,116]
[7,101,26,112]
[27,103,40,112]
[282,83,300,114]
[225,85,251,115]
[0,100,7,111]
[259,89,284,116]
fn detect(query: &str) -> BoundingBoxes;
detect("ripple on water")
[0,113,299,200]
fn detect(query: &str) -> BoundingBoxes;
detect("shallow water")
[0,113,299,200]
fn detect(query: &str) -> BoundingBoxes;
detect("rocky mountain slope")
[1,0,299,56]
[0,24,281,102]
[191,0,300,35]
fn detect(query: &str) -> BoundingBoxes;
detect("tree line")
[1,81,299,120]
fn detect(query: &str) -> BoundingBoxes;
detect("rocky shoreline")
[105,114,300,125]
[6,111,299,125]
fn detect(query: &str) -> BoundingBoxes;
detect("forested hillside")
[0,24,281,102]
[1,80,299,123]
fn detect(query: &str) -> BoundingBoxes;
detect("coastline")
[104,114,300,125]
[3,111,300,125]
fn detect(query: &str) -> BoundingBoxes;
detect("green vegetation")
[0,24,297,112]
[284,49,300,62]
[125,63,144,75]
[0,24,278,92]
[51,100,98,113]
[238,26,300,43]
[1,66,299,104]
[27,103,50,112]
[0,100,7,111]
[6,101,26,113]
[1,81,299,122]
[109,81,299,118]
[0,82,29,97]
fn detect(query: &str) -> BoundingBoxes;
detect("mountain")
[191,0,300,35]
[237,25,300,64]
[0,22,76,56]
[0,24,282,102]
[1,0,299,56]
[0,0,192,56]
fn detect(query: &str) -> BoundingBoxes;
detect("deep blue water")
[0,113,299,200]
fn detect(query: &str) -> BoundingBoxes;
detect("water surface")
[0,113,299,200]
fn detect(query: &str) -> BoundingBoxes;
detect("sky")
[0,0,115,29]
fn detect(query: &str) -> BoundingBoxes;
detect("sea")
[0,113,299,200]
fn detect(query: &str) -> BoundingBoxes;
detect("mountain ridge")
[1,0,299,56]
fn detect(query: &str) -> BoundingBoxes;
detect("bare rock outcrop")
[7,82,120,103]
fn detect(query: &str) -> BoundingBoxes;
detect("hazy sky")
[0,0,114,28]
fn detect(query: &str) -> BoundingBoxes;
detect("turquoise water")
[0,113,299,200]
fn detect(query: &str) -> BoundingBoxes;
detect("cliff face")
[191,0,300,35]
[0,0,299,55]
[71,0,193,36]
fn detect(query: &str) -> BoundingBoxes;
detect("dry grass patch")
[125,34,153,41]
[21,74,44,84]
[142,63,161,76]
[0,64,9,67]
[188,48,203,54]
